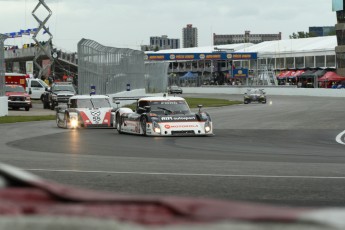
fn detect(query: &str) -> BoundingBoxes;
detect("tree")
[289,31,310,39]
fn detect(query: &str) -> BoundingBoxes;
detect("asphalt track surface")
[1,94,345,207]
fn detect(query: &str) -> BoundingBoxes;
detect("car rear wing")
[111,96,149,109]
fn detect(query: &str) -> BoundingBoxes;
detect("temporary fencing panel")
[145,62,169,93]
[0,34,8,97]
[78,39,168,95]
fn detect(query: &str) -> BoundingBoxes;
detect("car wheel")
[25,107,30,111]
[50,103,55,110]
[116,114,123,134]
[43,101,48,109]
[140,116,147,135]
[56,114,62,128]
[63,114,69,129]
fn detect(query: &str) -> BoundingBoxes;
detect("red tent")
[318,71,345,82]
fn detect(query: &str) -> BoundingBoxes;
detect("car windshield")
[52,85,76,93]
[5,85,25,93]
[148,101,191,114]
[75,98,111,108]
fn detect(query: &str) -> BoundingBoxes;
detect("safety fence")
[0,34,7,97]
[77,39,168,95]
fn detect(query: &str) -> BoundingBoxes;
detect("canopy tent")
[277,71,295,79]
[180,71,198,80]
[298,69,326,79]
[318,71,345,82]
[291,70,305,78]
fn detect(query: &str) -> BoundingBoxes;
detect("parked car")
[168,85,183,94]
[114,96,213,136]
[42,82,77,110]
[5,84,32,111]
[56,95,115,129]
[244,89,267,104]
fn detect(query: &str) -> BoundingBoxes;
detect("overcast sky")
[0,0,337,52]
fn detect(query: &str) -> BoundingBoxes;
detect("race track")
[1,94,345,207]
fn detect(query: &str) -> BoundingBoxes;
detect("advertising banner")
[26,61,34,74]
[145,52,257,61]
[233,68,249,78]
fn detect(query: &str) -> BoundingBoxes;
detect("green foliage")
[184,98,242,108]
[0,115,55,124]
[289,31,310,39]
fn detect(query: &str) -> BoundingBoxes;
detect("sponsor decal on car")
[169,124,199,129]
[161,116,196,121]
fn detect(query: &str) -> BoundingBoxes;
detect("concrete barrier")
[182,86,345,97]
[0,97,8,116]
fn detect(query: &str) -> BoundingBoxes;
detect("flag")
[43,27,49,35]
[22,29,31,35]
[9,32,17,38]
[15,31,22,38]
[30,28,38,34]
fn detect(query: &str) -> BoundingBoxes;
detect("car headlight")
[52,95,57,100]
[69,114,78,128]
[152,121,161,133]
[204,121,211,133]
[26,96,31,100]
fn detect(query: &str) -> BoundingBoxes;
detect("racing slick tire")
[43,101,50,109]
[140,116,147,136]
[50,103,55,110]
[56,114,63,128]
[116,114,123,134]
[63,113,69,129]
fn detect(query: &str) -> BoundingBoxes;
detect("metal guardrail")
[0,34,8,97]
[78,39,168,95]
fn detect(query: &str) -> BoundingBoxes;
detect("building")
[182,24,198,48]
[213,31,282,45]
[141,35,180,51]
[333,0,345,76]
[309,26,335,37]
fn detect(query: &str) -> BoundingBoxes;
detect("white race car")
[114,96,213,136]
[56,95,115,129]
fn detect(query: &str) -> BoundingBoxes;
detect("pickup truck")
[41,82,77,110]
[25,78,49,100]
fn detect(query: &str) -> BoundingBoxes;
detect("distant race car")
[168,85,183,94]
[244,89,267,104]
[56,95,115,129]
[114,96,213,136]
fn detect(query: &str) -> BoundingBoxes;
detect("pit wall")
[182,86,345,97]
[0,97,8,116]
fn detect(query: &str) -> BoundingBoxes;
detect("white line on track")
[336,130,345,146]
[25,169,345,179]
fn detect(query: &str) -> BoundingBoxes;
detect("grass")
[123,97,242,110]
[185,97,242,108]
[0,98,241,124]
[0,115,55,124]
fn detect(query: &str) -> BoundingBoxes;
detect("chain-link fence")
[0,34,8,97]
[78,39,168,95]
[145,62,169,93]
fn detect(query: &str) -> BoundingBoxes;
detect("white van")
[26,78,49,99]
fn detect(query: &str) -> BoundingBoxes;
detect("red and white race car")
[56,95,115,129]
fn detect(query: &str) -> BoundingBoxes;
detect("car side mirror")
[198,104,203,113]
[115,101,120,108]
